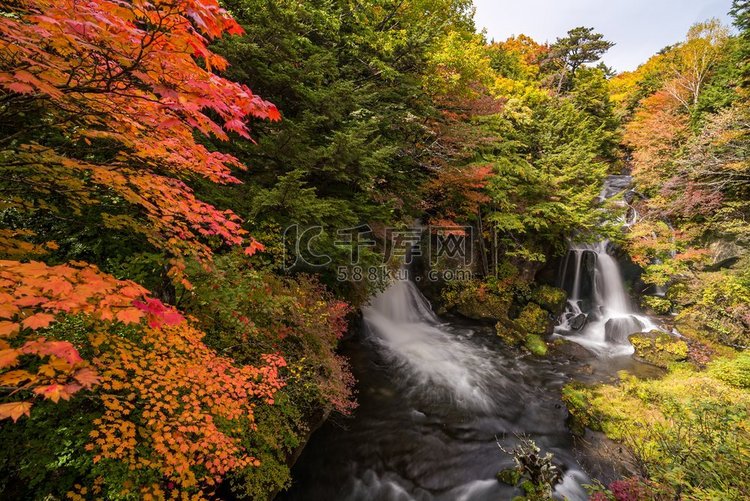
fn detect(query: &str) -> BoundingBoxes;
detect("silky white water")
[363,280,499,412]
[555,241,659,356]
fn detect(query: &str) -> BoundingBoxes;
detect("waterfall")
[363,280,501,412]
[553,175,662,356]
[555,242,658,357]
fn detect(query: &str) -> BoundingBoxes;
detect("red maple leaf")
[244,239,266,256]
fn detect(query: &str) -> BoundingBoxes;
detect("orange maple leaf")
[0,369,35,386]
[21,339,84,365]
[243,239,266,256]
[0,303,19,320]
[116,308,145,324]
[41,277,73,296]
[0,401,32,422]
[33,383,69,403]
[0,321,19,337]
[0,348,19,369]
[73,367,101,389]
[22,312,56,330]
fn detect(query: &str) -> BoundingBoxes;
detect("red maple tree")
[0,0,280,278]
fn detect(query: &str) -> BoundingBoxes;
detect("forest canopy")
[0,0,748,499]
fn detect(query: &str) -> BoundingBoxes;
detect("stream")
[279,178,660,501]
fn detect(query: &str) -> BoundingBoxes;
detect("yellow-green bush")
[708,351,750,389]
[563,363,750,499]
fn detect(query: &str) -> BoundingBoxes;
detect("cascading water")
[555,175,660,356]
[363,280,498,412]
[555,241,658,356]
[280,276,596,501]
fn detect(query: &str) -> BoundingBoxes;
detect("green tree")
[544,27,614,94]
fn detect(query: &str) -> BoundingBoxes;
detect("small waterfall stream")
[555,241,659,357]
[554,175,661,356]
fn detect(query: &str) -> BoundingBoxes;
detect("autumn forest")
[0,0,749,500]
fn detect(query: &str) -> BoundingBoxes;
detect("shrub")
[567,364,750,499]
[708,352,750,388]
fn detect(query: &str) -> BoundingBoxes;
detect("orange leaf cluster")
[0,259,184,420]
[87,323,286,494]
[624,91,689,193]
[423,164,493,224]
[0,0,280,270]
[0,260,182,329]
[0,336,97,419]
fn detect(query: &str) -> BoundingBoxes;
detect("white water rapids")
[554,241,659,356]
[363,280,498,412]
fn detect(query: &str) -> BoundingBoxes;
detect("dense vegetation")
[0,0,747,499]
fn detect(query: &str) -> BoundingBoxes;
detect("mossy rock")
[453,294,510,321]
[441,280,511,321]
[495,304,551,356]
[496,319,525,346]
[530,285,567,314]
[629,331,688,368]
[515,303,549,336]
[524,334,548,357]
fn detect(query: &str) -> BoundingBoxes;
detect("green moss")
[441,279,511,321]
[515,303,548,336]
[524,334,548,357]
[629,331,688,368]
[494,303,550,356]
[530,285,567,314]
[497,468,522,485]
[561,383,599,435]
[496,320,524,346]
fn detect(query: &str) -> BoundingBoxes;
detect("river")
[279,176,661,500]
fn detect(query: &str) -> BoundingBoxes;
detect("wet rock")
[604,316,645,344]
[629,330,688,368]
[569,313,587,331]
[573,429,642,486]
[551,338,597,361]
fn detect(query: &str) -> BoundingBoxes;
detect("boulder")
[628,331,688,368]
[454,295,510,322]
[530,285,567,314]
[569,313,587,331]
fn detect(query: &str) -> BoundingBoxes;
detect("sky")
[473,0,735,72]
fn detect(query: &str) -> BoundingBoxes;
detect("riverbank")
[278,279,664,500]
